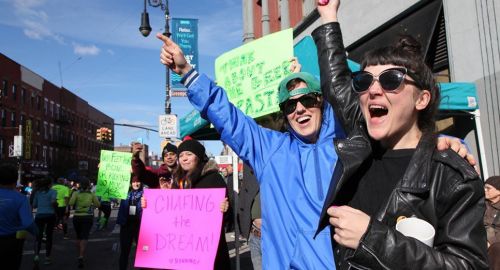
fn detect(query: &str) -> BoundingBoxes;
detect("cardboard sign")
[135,188,226,270]
[215,28,294,119]
[95,150,132,200]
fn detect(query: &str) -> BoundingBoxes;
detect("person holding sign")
[132,142,178,189]
[171,139,231,269]
[117,175,144,270]
[69,178,101,268]
[312,1,488,269]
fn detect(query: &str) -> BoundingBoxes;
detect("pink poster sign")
[134,188,226,270]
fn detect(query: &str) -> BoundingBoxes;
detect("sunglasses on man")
[280,93,322,115]
[351,67,423,93]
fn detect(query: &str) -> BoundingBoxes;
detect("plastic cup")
[395,217,435,247]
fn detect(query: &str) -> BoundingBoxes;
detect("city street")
[20,208,253,270]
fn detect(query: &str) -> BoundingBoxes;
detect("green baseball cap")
[278,72,321,104]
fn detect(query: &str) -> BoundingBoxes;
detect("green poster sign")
[215,28,294,118]
[95,150,132,200]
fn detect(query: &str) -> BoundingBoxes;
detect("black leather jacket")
[312,22,489,270]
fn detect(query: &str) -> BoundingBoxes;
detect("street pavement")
[20,208,254,270]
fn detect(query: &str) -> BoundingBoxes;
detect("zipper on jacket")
[313,144,324,200]
[358,243,391,270]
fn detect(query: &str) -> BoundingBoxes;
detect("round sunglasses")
[279,93,321,115]
[351,67,423,93]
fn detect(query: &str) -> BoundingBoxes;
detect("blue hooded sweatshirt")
[183,71,344,269]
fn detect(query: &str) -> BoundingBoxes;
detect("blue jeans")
[249,233,262,270]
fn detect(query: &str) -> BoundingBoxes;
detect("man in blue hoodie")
[158,34,344,269]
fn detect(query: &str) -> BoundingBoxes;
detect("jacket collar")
[397,133,436,193]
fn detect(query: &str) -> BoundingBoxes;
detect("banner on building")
[171,18,199,91]
[95,150,132,200]
[135,188,225,270]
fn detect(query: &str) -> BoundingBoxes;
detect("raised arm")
[313,0,362,134]
[156,34,285,178]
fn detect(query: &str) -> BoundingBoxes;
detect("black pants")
[0,234,25,270]
[119,220,140,270]
[35,214,56,256]
[55,206,68,234]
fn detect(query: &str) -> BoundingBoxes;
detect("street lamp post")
[139,0,172,115]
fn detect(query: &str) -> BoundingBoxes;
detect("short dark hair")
[0,163,18,185]
[361,35,440,134]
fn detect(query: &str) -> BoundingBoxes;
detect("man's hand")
[317,0,340,24]
[156,33,192,76]
[289,57,302,73]
[327,205,370,249]
[436,136,478,172]
[220,197,229,213]
[132,142,143,159]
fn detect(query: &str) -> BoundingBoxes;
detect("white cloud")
[72,42,100,56]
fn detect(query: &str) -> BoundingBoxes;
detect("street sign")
[158,114,179,138]
[215,155,232,164]
[14,136,23,157]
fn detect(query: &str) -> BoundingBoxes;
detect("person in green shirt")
[69,178,100,268]
[52,177,70,239]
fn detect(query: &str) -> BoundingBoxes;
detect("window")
[1,80,7,97]
[31,92,34,108]
[43,146,47,162]
[12,84,17,100]
[21,88,26,104]
[50,101,54,118]
[36,96,41,110]
[44,121,48,140]
[0,138,3,158]
[1,109,5,127]
[56,104,60,120]
[20,114,25,126]
[49,124,54,141]
[44,98,48,115]
[36,119,41,134]
[11,112,16,127]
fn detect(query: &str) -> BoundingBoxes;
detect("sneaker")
[63,235,69,240]
[44,257,52,265]
[33,255,40,264]
[78,257,84,268]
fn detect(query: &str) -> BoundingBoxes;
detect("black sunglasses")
[351,67,422,93]
[280,93,321,115]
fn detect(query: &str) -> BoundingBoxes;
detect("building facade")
[0,53,114,182]
[242,0,500,178]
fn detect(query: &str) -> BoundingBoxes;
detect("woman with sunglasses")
[312,0,488,269]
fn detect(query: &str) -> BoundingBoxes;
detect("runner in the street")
[52,177,70,239]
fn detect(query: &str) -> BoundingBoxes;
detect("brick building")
[0,53,114,182]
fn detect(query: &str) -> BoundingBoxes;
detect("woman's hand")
[220,197,229,213]
[327,205,370,249]
[141,196,147,208]
[317,0,340,24]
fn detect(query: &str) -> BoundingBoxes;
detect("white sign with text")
[159,114,179,138]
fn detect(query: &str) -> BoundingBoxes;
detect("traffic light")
[107,128,112,141]
[96,128,102,141]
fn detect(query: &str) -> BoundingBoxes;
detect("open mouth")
[369,105,388,118]
[297,115,311,124]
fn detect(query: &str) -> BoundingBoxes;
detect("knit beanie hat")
[177,139,207,162]
[485,176,500,190]
[162,143,178,159]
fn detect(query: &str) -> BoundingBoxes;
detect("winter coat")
[313,21,489,270]
[116,189,143,226]
[181,69,345,269]
[132,158,171,188]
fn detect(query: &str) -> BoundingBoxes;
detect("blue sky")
[0,0,243,156]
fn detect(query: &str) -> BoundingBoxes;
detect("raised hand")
[156,33,192,76]
[317,0,340,24]
[289,57,302,73]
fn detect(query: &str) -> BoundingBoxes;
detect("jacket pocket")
[290,229,334,270]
